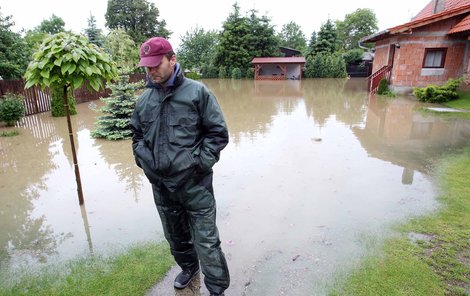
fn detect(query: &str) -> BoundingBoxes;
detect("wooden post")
[63,85,84,205]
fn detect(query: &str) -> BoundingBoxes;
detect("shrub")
[377,78,389,95]
[50,85,77,117]
[185,72,201,80]
[343,49,364,65]
[231,67,242,79]
[218,66,227,79]
[304,52,347,78]
[0,93,26,126]
[413,78,462,103]
[245,68,254,79]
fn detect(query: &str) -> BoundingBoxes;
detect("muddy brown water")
[1,79,469,295]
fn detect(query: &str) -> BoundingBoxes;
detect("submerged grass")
[330,147,470,295]
[0,129,19,137]
[0,241,174,296]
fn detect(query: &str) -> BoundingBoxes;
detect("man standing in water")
[130,37,230,296]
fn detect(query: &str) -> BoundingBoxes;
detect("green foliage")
[335,8,378,51]
[84,13,104,47]
[0,9,32,79]
[91,75,143,140]
[313,19,339,55]
[37,14,65,34]
[105,0,171,44]
[50,85,76,117]
[278,21,307,51]
[185,72,201,80]
[413,78,462,103]
[305,31,317,57]
[0,93,25,126]
[343,48,365,65]
[0,129,19,137]
[377,78,389,95]
[304,52,347,78]
[103,29,139,74]
[215,3,279,74]
[177,27,218,73]
[245,67,254,79]
[218,66,227,79]
[200,64,218,78]
[25,32,118,93]
[231,67,242,79]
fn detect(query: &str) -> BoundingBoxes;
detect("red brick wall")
[372,16,469,89]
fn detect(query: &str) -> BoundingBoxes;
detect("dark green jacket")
[130,66,229,191]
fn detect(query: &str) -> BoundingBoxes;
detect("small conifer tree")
[91,75,143,140]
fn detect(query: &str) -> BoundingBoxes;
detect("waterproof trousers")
[152,171,230,295]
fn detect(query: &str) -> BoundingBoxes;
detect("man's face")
[145,55,176,85]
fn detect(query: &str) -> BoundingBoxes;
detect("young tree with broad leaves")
[25,32,118,204]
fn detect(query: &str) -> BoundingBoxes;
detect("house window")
[423,48,447,68]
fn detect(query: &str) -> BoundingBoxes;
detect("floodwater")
[1,79,469,295]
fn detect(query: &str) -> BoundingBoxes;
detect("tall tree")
[37,14,65,34]
[313,19,338,55]
[216,3,279,74]
[0,9,30,79]
[84,13,104,47]
[336,8,378,51]
[215,3,251,73]
[105,0,171,44]
[306,31,317,57]
[246,10,280,58]
[279,21,306,51]
[177,27,218,72]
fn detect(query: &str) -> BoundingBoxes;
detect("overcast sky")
[2,0,430,50]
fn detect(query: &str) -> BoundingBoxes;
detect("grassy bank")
[330,147,470,295]
[0,242,174,296]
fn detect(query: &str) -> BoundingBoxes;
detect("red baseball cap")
[138,37,173,67]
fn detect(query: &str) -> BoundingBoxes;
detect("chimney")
[433,0,445,14]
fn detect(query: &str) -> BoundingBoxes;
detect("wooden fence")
[0,73,146,116]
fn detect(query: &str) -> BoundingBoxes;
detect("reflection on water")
[0,79,469,295]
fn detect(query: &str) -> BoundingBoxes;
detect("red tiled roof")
[448,13,470,33]
[389,0,470,33]
[413,0,470,21]
[251,57,306,64]
[361,0,470,42]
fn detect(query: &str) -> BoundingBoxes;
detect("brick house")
[361,0,470,93]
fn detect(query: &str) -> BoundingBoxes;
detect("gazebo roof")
[251,57,306,64]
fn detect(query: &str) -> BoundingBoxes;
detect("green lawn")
[330,147,470,295]
[445,90,470,110]
[0,242,174,296]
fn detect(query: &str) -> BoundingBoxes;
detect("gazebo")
[251,57,306,80]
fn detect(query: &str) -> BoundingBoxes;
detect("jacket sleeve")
[130,106,143,169]
[196,87,229,171]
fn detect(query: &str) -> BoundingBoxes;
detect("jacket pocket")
[134,141,160,184]
[168,111,199,146]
